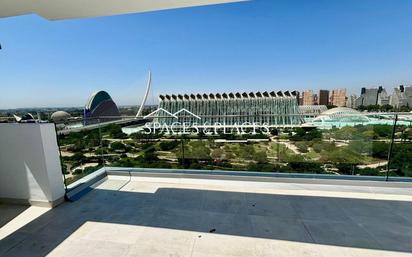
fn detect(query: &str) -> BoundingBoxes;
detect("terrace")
[1,110,412,257]
[2,169,412,256]
[1,1,412,256]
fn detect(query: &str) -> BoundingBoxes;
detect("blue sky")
[1,0,412,109]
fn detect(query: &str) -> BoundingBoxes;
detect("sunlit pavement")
[2,175,412,257]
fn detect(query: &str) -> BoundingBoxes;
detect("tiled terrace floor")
[2,175,412,257]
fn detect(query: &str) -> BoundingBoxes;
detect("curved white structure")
[51,111,71,123]
[312,107,370,123]
[136,70,152,118]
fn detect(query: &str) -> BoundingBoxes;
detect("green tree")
[71,153,86,162]
[361,130,375,140]
[401,128,412,142]
[320,148,362,164]
[373,125,392,138]
[312,141,336,153]
[253,150,268,163]
[238,144,256,159]
[371,141,389,159]
[95,147,108,155]
[105,124,128,139]
[291,128,322,141]
[68,141,85,152]
[188,141,211,160]
[295,142,309,153]
[333,127,357,140]
[110,141,126,151]
[347,140,372,155]
[159,141,179,151]
[139,148,159,163]
[287,161,323,173]
[211,148,224,160]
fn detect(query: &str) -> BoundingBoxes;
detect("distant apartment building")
[313,94,318,105]
[295,91,302,105]
[346,94,357,109]
[354,87,389,107]
[302,90,315,105]
[318,90,329,105]
[390,85,412,108]
[330,89,347,107]
[298,95,303,105]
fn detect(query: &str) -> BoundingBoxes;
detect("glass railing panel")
[56,117,104,185]
[387,114,412,177]
[54,112,412,181]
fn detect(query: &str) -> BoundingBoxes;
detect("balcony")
[1,112,412,256]
[2,168,412,256]
[2,1,412,256]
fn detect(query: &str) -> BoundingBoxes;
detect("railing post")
[277,135,280,162]
[386,114,398,181]
[53,123,71,201]
[181,134,185,167]
[98,118,105,168]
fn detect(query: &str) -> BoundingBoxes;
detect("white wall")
[0,123,65,206]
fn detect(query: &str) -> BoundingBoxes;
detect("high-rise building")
[302,90,315,105]
[318,90,329,105]
[313,94,318,105]
[390,85,412,108]
[298,94,304,105]
[354,87,389,107]
[295,91,302,105]
[346,94,357,108]
[330,89,347,107]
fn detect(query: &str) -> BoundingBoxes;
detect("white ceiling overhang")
[0,0,245,20]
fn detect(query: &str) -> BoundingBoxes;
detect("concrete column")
[0,123,65,207]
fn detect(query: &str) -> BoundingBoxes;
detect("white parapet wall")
[0,123,65,207]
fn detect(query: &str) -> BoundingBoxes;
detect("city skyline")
[0,85,410,111]
[1,0,412,109]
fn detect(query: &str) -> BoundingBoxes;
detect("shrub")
[159,141,180,151]
[253,150,268,163]
[83,165,101,174]
[356,168,381,176]
[336,163,355,175]
[295,142,309,153]
[72,169,83,175]
[95,147,108,155]
[312,142,323,153]
[105,124,128,139]
[70,153,86,162]
[110,141,126,151]
[287,161,323,173]
[211,148,224,160]
[141,143,154,150]
[371,141,389,159]
[290,128,322,141]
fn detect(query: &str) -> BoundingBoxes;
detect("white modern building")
[157,91,303,127]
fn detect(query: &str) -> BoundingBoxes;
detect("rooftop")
[1,171,412,257]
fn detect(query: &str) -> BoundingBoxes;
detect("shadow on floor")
[1,186,412,256]
[0,203,29,228]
